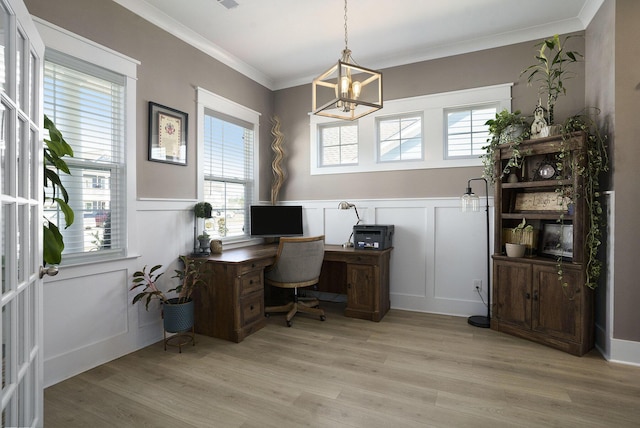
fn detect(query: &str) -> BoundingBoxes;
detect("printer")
[353,225,394,250]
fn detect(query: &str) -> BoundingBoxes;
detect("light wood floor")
[45,302,640,428]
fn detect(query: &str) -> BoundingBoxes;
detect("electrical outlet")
[473,279,482,292]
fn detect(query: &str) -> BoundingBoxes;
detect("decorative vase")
[210,239,223,254]
[505,243,526,258]
[163,298,194,333]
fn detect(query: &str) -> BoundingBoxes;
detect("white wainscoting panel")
[290,198,492,317]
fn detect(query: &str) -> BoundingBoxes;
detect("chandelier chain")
[343,0,348,50]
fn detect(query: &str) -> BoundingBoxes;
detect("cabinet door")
[494,260,532,329]
[532,265,583,342]
[346,264,375,312]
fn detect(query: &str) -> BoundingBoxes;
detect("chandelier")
[312,0,383,121]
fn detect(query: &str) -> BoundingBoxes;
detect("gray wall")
[613,0,640,341]
[273,38,585,201]
[25,0,275,200]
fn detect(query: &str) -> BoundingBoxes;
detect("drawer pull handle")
[251,263,256,268]
[249,279,253,284]
[250,305,254,311]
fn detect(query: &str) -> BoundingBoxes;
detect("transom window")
[445,104,497,158]
[318,122,358,166]
[377,113,423,162]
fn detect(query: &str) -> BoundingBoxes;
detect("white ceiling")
[113,0,604,91]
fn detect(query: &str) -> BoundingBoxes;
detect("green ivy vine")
[556,109,609,290]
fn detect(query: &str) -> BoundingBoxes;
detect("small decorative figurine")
[530,102,547,139]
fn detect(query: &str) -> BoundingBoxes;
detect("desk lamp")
[461,178,491,328]
[338,201,362,247]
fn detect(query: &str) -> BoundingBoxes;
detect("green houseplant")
[556,111,609,289]
[131,255,206,351]
[521,34,582,126]
[505,218,534,257]
[482,109,530,184]
[131,255,205,310]
[43,115,75,266]
[193,202,213,255]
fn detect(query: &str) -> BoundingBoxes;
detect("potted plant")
[505,218,534,258]
[521,34,582,127]
[197,232,211,253]
[482,109,530,184]
[192,202,213,255]
[130,255,206,348]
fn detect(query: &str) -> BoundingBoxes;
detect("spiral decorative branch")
[270,115,286,205]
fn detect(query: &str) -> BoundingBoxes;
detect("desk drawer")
[240,271,263,296]
[240,292,264,325]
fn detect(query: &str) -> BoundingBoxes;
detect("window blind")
[43,52,126,260]
[203,110,254,238]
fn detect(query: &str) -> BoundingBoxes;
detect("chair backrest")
[264,235,325,288]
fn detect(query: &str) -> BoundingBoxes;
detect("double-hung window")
[43,50,127,261]
[445,104,497,158]
[198,88,259,240]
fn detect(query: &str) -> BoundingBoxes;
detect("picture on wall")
[540,222,573,260]
[148,102,188,165]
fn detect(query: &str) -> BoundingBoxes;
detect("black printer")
[353,225,394,250]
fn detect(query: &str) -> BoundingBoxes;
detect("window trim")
[35,18,139,264]
[309,83,513,176]
[196,87,260,244]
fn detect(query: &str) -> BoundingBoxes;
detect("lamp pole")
[462,177,491,328]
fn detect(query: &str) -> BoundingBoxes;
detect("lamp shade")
[461,189,480,212]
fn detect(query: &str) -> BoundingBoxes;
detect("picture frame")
[148,102,188,165]
[540,222,573,260]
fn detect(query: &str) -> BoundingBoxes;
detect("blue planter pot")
[163,298,194,333]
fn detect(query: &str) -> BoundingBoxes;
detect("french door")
[0,0,45,426]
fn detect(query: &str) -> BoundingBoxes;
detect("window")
[43,51,126,258]
[309,84,512,175]
[445,104,497,158]
[377,114,422,162]
[319,122,358,166]
[197,88,259,241]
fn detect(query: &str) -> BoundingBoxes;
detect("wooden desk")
[192,244,392,343]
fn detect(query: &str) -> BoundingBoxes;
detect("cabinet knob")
[525,292,531,300]
[533,291,538,301]
[249,279,253,284]
[250,305,254,311]
[347,283,352,289]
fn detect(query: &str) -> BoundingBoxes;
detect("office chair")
[264,235,326,327]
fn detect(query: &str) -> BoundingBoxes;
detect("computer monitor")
[250,205,303,237]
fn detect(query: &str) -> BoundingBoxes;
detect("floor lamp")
[461,177,491,328]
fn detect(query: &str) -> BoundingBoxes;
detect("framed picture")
[540,223,573,260]
[148,102,188,165]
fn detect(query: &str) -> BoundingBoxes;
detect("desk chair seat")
[264,235,326,327]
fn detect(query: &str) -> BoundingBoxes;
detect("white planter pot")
[505,243,526,258]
